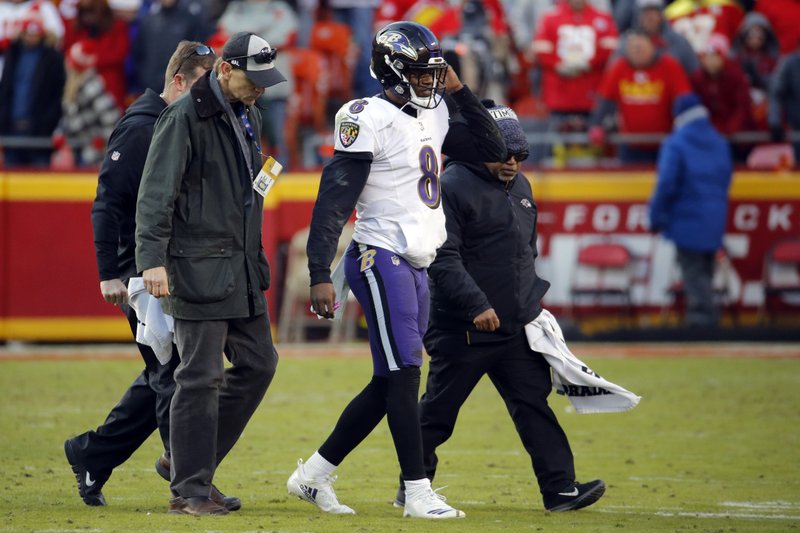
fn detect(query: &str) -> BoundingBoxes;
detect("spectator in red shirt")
[755,0,800,56]
[532,0,618,153]
[614,0,698,75]
[691,34,752,136]
[63,0,129,109]
[589,28,691,164]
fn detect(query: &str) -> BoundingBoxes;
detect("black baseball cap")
[222,32,286,88]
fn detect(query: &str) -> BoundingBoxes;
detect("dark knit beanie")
[482,99,528,154]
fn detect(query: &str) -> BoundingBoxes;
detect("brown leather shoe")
[168,496,228,516]
[211,485,242,511]
[157,453,242,511]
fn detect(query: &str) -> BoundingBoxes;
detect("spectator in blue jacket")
[649,92,733,327]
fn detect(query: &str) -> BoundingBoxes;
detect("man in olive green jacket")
[135,32,284,516]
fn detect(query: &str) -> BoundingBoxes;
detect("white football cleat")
[403,487,465,519]
[287,459,355,515]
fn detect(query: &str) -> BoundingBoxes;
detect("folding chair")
[278,223,357,342]
[309,20,354,104]
[746,143,795,170]
[569,242,634,327]
[761,236,800,324]
[284,48,329,169]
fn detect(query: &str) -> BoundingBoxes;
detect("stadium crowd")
[1,0,799,169]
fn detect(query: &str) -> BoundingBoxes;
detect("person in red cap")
[0,14,65,167]
[135,31,285,516]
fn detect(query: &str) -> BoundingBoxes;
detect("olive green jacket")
[135,71,270,320]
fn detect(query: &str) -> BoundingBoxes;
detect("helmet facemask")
[384,55,448,110]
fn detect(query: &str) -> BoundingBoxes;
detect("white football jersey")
[334,96,449,269]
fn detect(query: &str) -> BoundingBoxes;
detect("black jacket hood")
[123,88,166,121]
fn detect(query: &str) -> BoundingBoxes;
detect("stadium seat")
[309,20,354,105]
[746,143,795,170]
[285,48,329,169]
[569,241,634,327]
[278,223,357,343]
[760,236,800,324]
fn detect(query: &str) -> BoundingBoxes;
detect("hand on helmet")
[444,65,464,93]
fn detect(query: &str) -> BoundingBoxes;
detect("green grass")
[2,348,799,532]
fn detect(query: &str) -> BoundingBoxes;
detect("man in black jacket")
[64,41,241,511]
[394,101,606,513]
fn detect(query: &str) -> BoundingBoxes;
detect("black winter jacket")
[426,161,550,348]
[92,89,165,282]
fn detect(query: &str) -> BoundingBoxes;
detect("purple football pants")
[344,242,429,377]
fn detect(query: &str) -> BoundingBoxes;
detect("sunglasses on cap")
[227,47,279,67]
[505,151,529,163]
[172,44,215,78]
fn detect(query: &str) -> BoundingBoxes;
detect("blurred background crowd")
[1,0,799,171]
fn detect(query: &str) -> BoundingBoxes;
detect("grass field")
[1,342,799,532]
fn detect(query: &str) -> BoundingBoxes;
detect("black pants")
[419,331,575,494]
[68,304,179,476]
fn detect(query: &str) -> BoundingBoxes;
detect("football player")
[287,20,506,519]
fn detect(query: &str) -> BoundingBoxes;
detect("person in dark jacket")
[0,16,65,167]
[135,31,283,516]
[731,12,779,95]
[731,12,780,132]
[63,41,238,510]
[132,0,208,93]
[649,92,733,327]
[393,100,605,514]
[768,41,800,164]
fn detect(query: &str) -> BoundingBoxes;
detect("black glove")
[770,125,785,143]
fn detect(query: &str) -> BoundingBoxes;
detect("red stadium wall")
[1,170,798,341]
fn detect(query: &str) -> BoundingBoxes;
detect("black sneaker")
[544,480,605,512]
[156,452,242,512]
[64,439,109,506]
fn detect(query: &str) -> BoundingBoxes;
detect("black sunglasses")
[227,47,278,68]
[172,44,215,78]
[506,151,529,163]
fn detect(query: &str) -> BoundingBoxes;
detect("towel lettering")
[558,385,613,397]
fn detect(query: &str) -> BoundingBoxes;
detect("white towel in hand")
[127,277,174,364]
[525,309,641,414]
